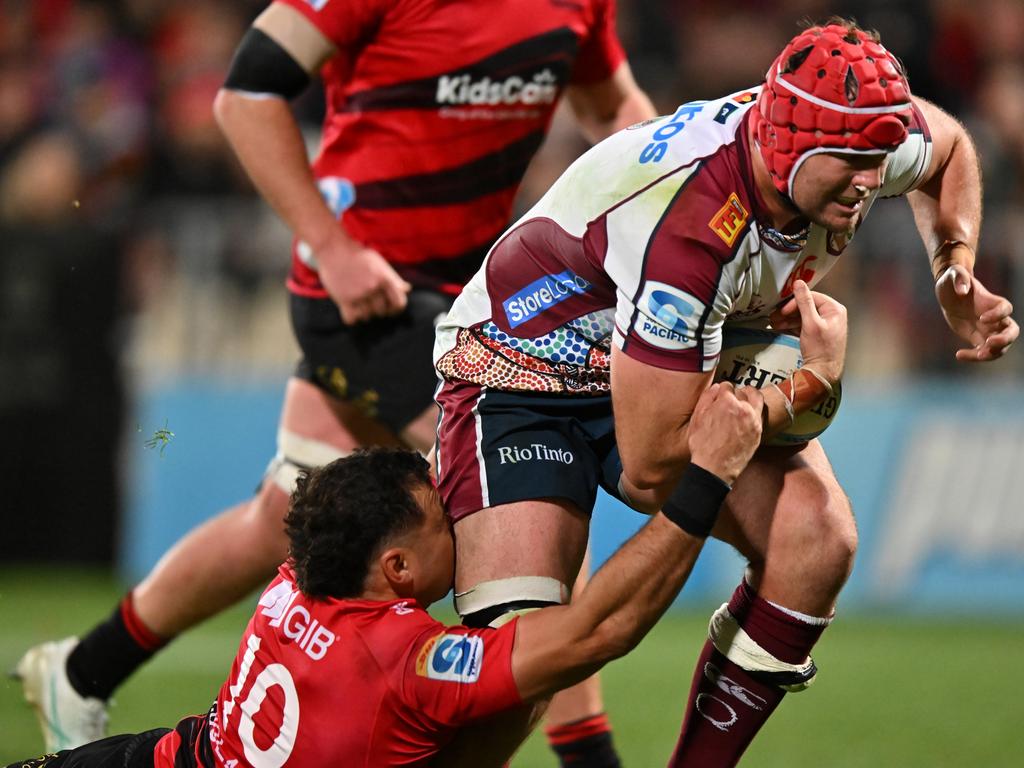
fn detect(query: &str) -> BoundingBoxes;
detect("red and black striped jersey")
[277,0,626,297]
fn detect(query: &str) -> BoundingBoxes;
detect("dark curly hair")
[284,447,432,599]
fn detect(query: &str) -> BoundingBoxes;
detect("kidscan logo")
[502,271,590,328]
[497,443,575,465]
[437,68,559,106]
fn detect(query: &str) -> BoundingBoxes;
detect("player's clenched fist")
[687,382,763,485]
[318,238,412,324]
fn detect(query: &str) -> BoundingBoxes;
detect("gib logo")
[437,68,558,106]
[417,633,484,683]
[502,271,590,328]
[635,282,703,350]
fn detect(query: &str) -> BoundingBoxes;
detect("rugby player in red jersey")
[8,383,763,768]
[16,1,656,763]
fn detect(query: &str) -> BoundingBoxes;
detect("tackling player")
[16,0,656,763]
[8,383,763,768]
[431,17,1018,767]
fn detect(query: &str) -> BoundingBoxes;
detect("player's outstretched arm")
[509,384,763,703]
[213,3,410,324]
[906,97,1018,361]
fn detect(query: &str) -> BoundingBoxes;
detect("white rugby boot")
[14,637,109,751]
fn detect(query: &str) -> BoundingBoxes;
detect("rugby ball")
[714,327,841,445]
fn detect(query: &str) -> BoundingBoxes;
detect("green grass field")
[1,567,1021,767]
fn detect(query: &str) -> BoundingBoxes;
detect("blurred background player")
[14,0,655,763]
[431,17,1018,768]
[9,384,763,768]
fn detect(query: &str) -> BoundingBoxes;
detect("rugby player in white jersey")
[431,18,1018,765]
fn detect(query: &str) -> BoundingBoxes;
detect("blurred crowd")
[1,0,1021,398]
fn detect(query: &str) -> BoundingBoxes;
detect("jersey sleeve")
[878,101,933,198]
[402,621,523,727]
[570,0,627,85]
[274,0,390,49]
[610,180,747,374]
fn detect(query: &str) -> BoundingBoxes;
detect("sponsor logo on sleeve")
[634,282,705,350]
[258,580,299,624]
[502,271,590,328]
[416,633,485,683]
[639,101,706,164]
[302,0,330,11]
[709,193,749,247]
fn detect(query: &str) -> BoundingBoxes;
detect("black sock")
[65,594,167,701]
[546,713,622,768]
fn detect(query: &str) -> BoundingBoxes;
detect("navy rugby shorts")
[291,290,454,435]
[435,380,624,522]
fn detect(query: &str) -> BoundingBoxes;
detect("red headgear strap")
[750,23,914,197]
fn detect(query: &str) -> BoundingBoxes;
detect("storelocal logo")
[502,271,590,328]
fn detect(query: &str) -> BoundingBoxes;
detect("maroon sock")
[668,582,829,767]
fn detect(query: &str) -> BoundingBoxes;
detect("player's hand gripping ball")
[715,327,841,445]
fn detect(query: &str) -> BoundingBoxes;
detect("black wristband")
[661,463,732,538]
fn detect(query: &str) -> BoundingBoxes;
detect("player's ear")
[379,546,415,594]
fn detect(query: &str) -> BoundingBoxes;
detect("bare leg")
[134,378,405,634]
[714,440,857,615]
[543,548,605,725]
[670,441,856,767]
[453,500,593,761]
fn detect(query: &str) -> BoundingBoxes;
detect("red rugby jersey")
[276,0,626,297]
[153,565,522,767]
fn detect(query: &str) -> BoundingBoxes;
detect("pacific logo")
[646,290,692,342]
[502,271,590,328]
[635,281,703,351]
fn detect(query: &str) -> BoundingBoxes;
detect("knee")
[802,487,858,586]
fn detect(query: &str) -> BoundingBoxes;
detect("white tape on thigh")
[709,603,816,689]
[265,428,350,494]
[454,576,569,618]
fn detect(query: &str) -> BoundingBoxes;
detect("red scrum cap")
[751,22,914,197]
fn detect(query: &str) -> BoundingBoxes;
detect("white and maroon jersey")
[153,565,521,767]
[276,0,626,297]
[434,88,933,393]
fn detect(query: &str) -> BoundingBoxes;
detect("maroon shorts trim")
[435,379,489,522]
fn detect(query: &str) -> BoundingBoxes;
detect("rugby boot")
[13,637,109,751]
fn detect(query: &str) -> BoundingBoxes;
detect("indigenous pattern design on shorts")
[436,311,613,394]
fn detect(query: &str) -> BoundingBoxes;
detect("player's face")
[410,484,455,607]
[790,152,887,234]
